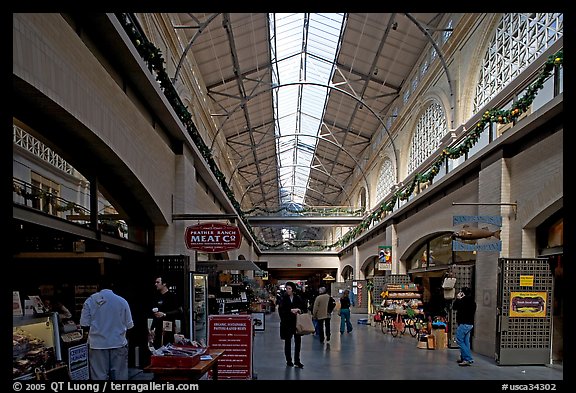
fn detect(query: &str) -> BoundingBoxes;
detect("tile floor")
[132,311,563,382]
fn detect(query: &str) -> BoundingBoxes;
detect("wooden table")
[144,349,225,381]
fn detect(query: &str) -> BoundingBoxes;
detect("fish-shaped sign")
[452,225,501,241]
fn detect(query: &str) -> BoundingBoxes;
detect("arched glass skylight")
[269,13,345,207]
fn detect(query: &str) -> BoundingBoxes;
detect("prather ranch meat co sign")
[185,223,242,253]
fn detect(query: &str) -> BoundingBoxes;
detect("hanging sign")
[185,223,242,253]
[378,245,392,270]
[452,215,502,252]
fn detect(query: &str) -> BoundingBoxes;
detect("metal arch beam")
[170,12,274,208]
[171,13,221,84]
[404,13,455,128]
[220,13,271,206]
[318,14,399,203]
[232,133,364,205]
[170,14,450,203]
[209,81,399,201]
[238,162,355,206]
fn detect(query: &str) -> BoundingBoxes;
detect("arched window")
[407,101,447,174]
[376,158,395,203]
[358,187,367,211]
[473,13,563,112]
[341,265,354,281]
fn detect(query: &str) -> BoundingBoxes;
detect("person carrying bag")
[278,282,307,368]
[296,312,315,335]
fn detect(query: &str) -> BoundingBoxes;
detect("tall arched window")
[407,102,447,174]
[358,187,366,211]
[473,13,563,112]
[376,158,395,203]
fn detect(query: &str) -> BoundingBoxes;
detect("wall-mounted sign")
[519,275,534,287]
[509,291,547,318]
[185,223,242,253]
[378,245,392,270]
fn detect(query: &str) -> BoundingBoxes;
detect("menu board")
[207,314,252,379]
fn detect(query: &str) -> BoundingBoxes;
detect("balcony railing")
[13,178,128,239]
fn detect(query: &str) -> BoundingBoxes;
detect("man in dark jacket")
[278,282,307,368]
[151,276,183,349]
[452,286,477,366]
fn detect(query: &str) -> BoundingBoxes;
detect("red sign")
[208,315,252,379]
[184,223,242,253]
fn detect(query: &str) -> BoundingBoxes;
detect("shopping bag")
[295,312,315,335]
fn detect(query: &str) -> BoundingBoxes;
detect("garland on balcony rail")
[243,206,365,216]
[117,14,562,251]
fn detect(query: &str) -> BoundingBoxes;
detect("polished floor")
[251,311,563,381]
[131,311,563,382]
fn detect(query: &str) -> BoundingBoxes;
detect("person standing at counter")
[278,281,307,368]
[151,276,183,349]
[80,276,134,380]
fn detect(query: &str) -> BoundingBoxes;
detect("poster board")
[208,314,253,379]
[251,312,265,331]
[509,291,547,317]
[68,343,89,380]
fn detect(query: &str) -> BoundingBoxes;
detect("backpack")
[328,296,336,313]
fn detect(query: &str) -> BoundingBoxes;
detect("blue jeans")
[455,323,474,362]
[339,309,353,333]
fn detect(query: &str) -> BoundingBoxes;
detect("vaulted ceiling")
[162,13,446,244]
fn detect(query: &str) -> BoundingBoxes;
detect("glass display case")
[189,273,208,345]
[13,312,62,380]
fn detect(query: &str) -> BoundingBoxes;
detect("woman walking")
[339,289,354,334]
[278,282,307,368]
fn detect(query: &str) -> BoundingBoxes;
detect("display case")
[381,283,423,312]
[189,273,208,344]
[13,313,63,380]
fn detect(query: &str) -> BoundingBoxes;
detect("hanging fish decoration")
[452,225,501,241]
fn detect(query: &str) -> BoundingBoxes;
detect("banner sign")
[378,245,392,270]
[453,215,502,226]
[185,223,242,253]
[452,240,502,252]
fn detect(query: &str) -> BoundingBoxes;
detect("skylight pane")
[270,13,344,209]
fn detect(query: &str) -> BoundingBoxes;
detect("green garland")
[117,14,562,251]
[243,205,364,216]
